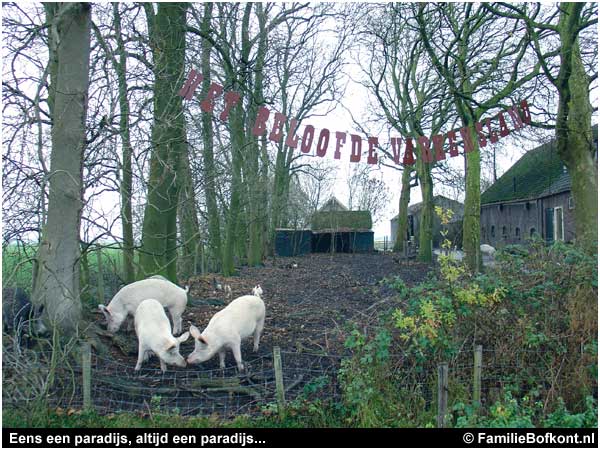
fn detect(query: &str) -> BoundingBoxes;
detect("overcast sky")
[294,61,534,239]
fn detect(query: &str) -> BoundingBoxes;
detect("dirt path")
[181,253,431,366]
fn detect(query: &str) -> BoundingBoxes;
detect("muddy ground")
[93,253,432,370]
[21,253,434,416]
[112,253,432,370]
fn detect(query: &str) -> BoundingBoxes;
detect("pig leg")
[135,342,146,371]
[169,306,184,335]
[253,317,264,352]
[160,358,167,373]
[230,339,244,372]
[218,350,226,369]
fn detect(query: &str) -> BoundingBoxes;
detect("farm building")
[273,229,312,257]
[390,195,464,249]
[275,197,374,255]
[480,128,597,247]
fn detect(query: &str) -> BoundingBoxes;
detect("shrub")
[382,207,597,422]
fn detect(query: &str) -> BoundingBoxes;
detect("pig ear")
[189,324,201,339]
[178,331,190,343]
[198,335,208,345]
[98,305,111,316]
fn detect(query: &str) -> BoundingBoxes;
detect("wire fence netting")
[3,343,594,419]
[5,347,345,418]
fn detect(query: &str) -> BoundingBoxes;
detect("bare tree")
[357,3,453,260]
[32,2,92,335]
[296,159,338,216]
[138,3,188,281]
[346,165,390,225]
[416,3,541,271]
[485,2,598,253]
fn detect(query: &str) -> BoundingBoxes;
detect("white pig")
[98,278,188,335]
[187,295,265,371]
[134,299,189,372]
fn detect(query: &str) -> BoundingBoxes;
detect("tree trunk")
[222,4,251,276]
[556,4,597,253]
[139,3,188,281]
[200,2,222,272]
[177,128,201,280]
[259,135,271,257]
[223,105,244,276]
[462,126,482,272]
[113,3,135,283]
[245,4,268,267]
[269,142,289,245]
[416,155,434,262]
[394,167,412,252]
[33,2,91,335]
[43,3,59,116]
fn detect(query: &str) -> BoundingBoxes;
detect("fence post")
[473,345,483,409]
[437,363,448,428]
[82,341,92,412]
[273,346,286,418]
[96,247,105,304]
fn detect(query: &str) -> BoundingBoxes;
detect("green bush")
[378,208,598,425]
[338,327,435,427]
[452,392,597,428]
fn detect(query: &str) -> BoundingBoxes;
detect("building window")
[491,226,495,238]
[554,207,564,241]
[568,196,575,210]
[530,227,536,238]
[502,225,507,238]
[515,227,520,239]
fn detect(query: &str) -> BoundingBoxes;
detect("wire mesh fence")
[3,342,595,421]
[29,347,345,419]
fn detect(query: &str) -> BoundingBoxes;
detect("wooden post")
[473,345,483,409]
[273,346,285,418]
[96,247,105,304]
[82,341,92,412]
[437,363,448,428]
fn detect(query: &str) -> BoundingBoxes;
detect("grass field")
[2,243,124,293]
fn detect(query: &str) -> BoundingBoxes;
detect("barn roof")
[481,140,567,205]
[481,124,598,205]
[318,196,349,212]
[407,195,464,215]
[311,210,372,232]
[391,195,464,221]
